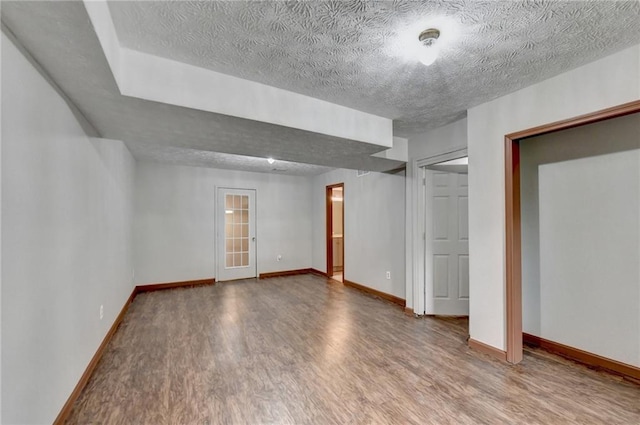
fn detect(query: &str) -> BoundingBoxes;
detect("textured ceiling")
[3,1,640,176]
[126,144,334,176]
[108,0,640,136]
[1,1,405,175]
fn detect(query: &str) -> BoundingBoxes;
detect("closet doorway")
[504,100,640,365]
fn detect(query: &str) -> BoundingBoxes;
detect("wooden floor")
[66,275,640,424]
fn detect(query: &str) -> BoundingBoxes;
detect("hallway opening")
[326,183,344,283]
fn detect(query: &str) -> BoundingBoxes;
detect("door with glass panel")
[217,188,256,281]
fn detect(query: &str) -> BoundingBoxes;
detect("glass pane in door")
[224,194,250,268]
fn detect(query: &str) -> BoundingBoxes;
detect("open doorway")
[423,156,469,316]
[504,100,640,367]
[326,183,344,283]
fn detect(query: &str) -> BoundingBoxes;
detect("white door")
[425,170,469,315]
[217,188,257,281]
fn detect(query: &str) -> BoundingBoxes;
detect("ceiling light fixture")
[267,157,275,164]
[418,28,440,66]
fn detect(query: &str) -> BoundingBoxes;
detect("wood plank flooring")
[66,275,640,424]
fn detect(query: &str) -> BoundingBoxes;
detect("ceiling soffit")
[85,0,393,148]
[1,1,405,175]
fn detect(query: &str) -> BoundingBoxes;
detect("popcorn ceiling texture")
[129,145,334,176]
[108,0,640,136]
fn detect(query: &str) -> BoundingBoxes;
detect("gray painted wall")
[520,114,640,366]
[2,33,135,424]
[133,162,313,284]
[312,169,406,299]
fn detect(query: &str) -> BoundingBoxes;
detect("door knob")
[252,237,256,242]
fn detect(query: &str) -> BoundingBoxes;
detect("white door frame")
[410,148,468,315]
[216,187,258,281]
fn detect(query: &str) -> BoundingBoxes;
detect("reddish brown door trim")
[326,183,344,277]
[504,138,523,364]
[504,99,640,364]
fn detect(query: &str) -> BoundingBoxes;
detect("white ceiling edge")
[120,48,392,148]
[436,156,468,166]
[428,155,468,173]
[372,136,408,162]
[82,0,393,149]
[426,164,468,174]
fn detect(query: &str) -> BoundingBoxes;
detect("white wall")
[408,118,468,161]
[1,33,135,425]
[0,13,4,422]
[406,118,467,311]
[311,169,405,299]
[540,151,639,366]
[467,44,640,351]
[134,162,313,284]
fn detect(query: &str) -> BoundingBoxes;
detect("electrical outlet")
[386,271,391,279]
[277,254,282,262]
[99,305,104,320]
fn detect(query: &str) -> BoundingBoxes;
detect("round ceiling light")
[418,28,440,66]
